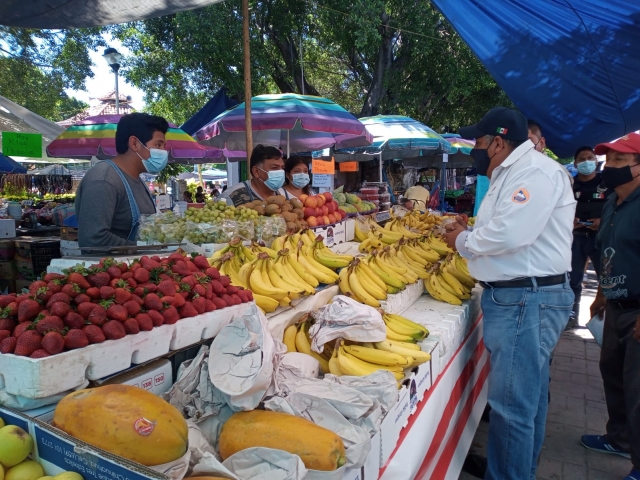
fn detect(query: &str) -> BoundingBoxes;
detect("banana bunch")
[397,210,437,232]
[338,258,388,307]
[284,321,330,374]
[354,218,375,242]
[308,236,353,269]
[383,313,428,342]
[393,240,432,280]
[294,240,340,285]
[249,240,277,259]
[420,234,454,257]
[361,255,406,293]
[384,218,422,239]
[273,249,318,294]
[208,237,257,265]
[373,248,419,284]
[423,254,475,306]
[358,232,385,253]
[332,343,406,380]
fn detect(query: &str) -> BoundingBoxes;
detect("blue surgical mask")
[291,173,310,189]
[259,168,285,190]
[136,138,169,174]
[577,160,596,175]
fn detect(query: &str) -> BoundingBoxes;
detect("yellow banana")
[348,270,380,307]
[275,259,315,295]
[343,345,410,367]
[295,323,330,374]
[286,254,320,288]
[279,296,292,307]
[397,251,430,280]
[355,265,387,300]
[253,293,280,313]
[366,258,406,290]
[386,338,421,351]
[440,268,468,297]
[383,314,426,340]
[283,325,297,352]
[385,313,429,337]
[249,258,289,299]
[354,222,370,242]
[312,245,352,269]
[358,260,387,291]
[359,237,374,253]
[375,340,431,364]
[337,347,404,380]
[329,346,342,376]
[385,327,417,342]
[297,250,340,284]
[430,274,462,305]
[271,235,286,253]
[268,268,303,299]
[338,266,353,296]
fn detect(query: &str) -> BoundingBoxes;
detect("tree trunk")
[360,13,393,117]
[271,33,319,96]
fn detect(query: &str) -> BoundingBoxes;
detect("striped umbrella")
[47,115,223,164]
[441,133,475,154]
[195,93,373,155]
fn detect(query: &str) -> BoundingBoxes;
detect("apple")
[303,207,316,218]
[331,200,339,209]
[5,460,44,480]
[323,215,331,225]
[323,192,333,202]
[321,205,329,216]
[304,196,317,208]
[306,216,318,227]
[299,194,308,204]
[326,203,336,214]
[315,194,325,207]
[0,425,33,467]
[337,209,347,219]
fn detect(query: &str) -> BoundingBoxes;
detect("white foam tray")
[0,302,252,399]
[379,279,424,314]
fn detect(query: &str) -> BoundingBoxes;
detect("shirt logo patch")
[512,188,530,204]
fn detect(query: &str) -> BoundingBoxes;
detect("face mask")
[259,168,285,190]
[291,173,310,189]
[136,139,169,174]
[469,138,497,176]
[576,160,596,175]
[602,164,640,189]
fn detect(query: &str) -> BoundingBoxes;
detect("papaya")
[219,410,346,471]
[52,385,188,466]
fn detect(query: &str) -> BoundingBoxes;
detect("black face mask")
[469,138,497,176]
[602,164,640,189]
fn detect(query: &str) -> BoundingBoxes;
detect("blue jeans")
[481,278,574,480]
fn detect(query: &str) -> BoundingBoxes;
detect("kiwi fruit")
[281,203,293,213]
[265,204,282,215]
[266,195,286,206]
[289,198,303,209]
[299,220,309,228]
[282,212,298,223]
[254,205,266,215]
[286,222,298,231]
[292,208,304,220]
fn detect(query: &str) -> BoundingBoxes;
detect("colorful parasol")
[195,93,373,155]
[441,133,475,154]
[47,114,223,164]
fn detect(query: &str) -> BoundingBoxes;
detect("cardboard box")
[363,431,380,479]
[0,238,16,260]
[0,218,16,238]
[21,404,57,424]
[60,239,82,256]
[332,219,347,244]
[0,260,16,279]
[16,258,38,281]
[380,383,410,466]
[91,359,173,396]
[345,218,356,242]
[15,279,32,292]
[60,226,79,241]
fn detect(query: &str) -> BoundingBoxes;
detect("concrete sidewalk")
[460,272,634,479]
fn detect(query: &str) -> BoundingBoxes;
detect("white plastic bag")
[309,295,387,353]
[222,447,308,480]
[587,313,605,346]
[190,451,239,480]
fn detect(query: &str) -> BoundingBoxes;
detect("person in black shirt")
[580,133,640,480]
[568,146,611,328]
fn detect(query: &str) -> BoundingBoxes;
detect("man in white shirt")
[444,107,576,480]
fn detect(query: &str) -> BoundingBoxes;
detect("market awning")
[431,0,640,158]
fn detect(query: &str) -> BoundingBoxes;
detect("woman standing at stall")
[283,156,314,199]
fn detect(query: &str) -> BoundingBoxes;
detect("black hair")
[249,144,283,171]
[527,119,542,137]
[115,113,169,154]
[574,146,594,160]
[284,155,313,195]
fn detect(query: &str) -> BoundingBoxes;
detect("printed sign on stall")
[339,162,358,172]
[312,158,335,175]
[312,174,332,188]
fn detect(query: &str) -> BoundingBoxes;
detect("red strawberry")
[64,312,86,329]
[119,263,128,274]
[73,293,91,305]
[140,256,160,269]
[221,294,234,306]
[0,318,16,331]
[106,266,122,279]
[133,268,150,283]
[192,297,206,314]
[135,313,153,331]
[18,299,41,323]
[87,271,110,288]
[0,295,16,308]
[123,300,141,317]
[159,296,175,306]
[193,284,206,297]
[29,281,47,294]
[172,263,190,276]
[5,301,17,317]
[172,293,186,308]
[245,290,253,301]
[181,276,197,288]
[50,302,71,318]
[88,305,107,326]
[226,285,239,295]
[230,294,242,306]
[210,280,224,296]
[46,292,72,307]
[125,278,137,290]
[204,284,213,300]
[179,302,199,318]
[33,287,52,303]
[121,272,133,280]
[157,280,177,297]
[137,283,157,293]
[204,299,217,312]
[211,297,227,309]
[0,336,17,353]
[102,320,126,340]
[99,286,115,299]
[47,281,63,294]
[30,349,51,358]
[143,293,163,311]
[192,271,207,281]
[123,318,140,334]
[158,273,172,282]
[186,260,199,272]
[64,329,89,350]
[161,306,180,325]
[169,252,185,263]
[41,331,65,354]
[82,324,106,344]
[130,294,144,306]
[151,255,162,263]
[15,330,42,356]
[114,288,132,305]
[13,322,30,338]
[0,330,10,342]
[192,255,210,271]
[44,273,64,282]
[68,272,90,289]
[106,304,128,322]
[77,302,97,319]
[35,316,64,334]
[205,267,220,280]
[147,310,164,327]
[108,278,121,288]
[86,287,100,299]
[61,283,81,298]
[219,276,231,287]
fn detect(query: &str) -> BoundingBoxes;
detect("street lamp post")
[102,47,123,114]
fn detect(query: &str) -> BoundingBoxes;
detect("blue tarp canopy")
[0,154,27,173]
[180,88,239,136]
[432,0,640,158]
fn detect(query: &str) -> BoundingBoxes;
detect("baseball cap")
[594,133,640,155]
[459,107,529,142]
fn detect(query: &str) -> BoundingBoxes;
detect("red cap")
[594,132,640,155]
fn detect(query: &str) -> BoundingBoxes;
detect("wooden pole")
[242,0,253,179]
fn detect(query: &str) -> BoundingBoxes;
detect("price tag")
[339,162,358,172]
[312,174,332,188]
[312,158,335,174]
[155,194,171,210]
[1,132,42,157]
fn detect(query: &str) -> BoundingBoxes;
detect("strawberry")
[0,330,10,342]
[133,268,150,283]
[204,284,213,300]
[210,280,224,295]
[158,273,172,282]
[211,297,227,309]
[0,318,16,331]
[41,331,65,354]
[192,255,210,271]
[130,294,144,306]
[172,293,186,308]
[0,336,17,353]
[119,263,128,274]
[140,256,160,269]
[226,285,239,295]
[143,293,163,311]
[205,267,220,280]
[15,330,42,356]
[121,272,133,280]
[106,304,128,322]
[219,276,231,287]
[114,288,132,305]
[86,287,100,300]
[29,280,47,294]
[73,293,91,305]
[107,266,122,279]
[30,349,51,358]
[50,302,71,318]
[108,278,121,288]
[33,287,52,303]
[192,296,206,314]
[13,322,30,338]
[1,303,17,319]
[172,263,190,276]
[157,280,177,297]
[0,295,16,308]
[87,271,110,288]
[123,318,140,334]
[159,296,175,306]
[61,283,81,298]
[204,299,217,312]
[179,302,199,319]
[245,290,253,301]
[236,290,248,303]
[99,286,115,300]
[169,252,185,263]
[47,281,63,294]
[77,302,97,319]
[102,320,126,340]
[125,278,137,290]
[135,313,153,331]
[230,294,242,306]
[221,294,234,306]
[147,310,164,327]
[88,305,107,326]
[123,300,141,317]
[18,299,41,323]
[192,271,207,281]
[64,311,86,329]
[137,283,157,293]
[193,284,206,297]
[67,272,90,289]
[35,316,64,334]
[64,329,89,350]
[46,292,72,307]
[186,260,199,272]
[161,306,180,325]
[82,324,106,344]
[44,273,64,282]
[151,255,162,263]
[181,276,197,288]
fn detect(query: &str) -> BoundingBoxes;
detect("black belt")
[608,299,640,310]
[573,230,596,237]
[480,274,567,289]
